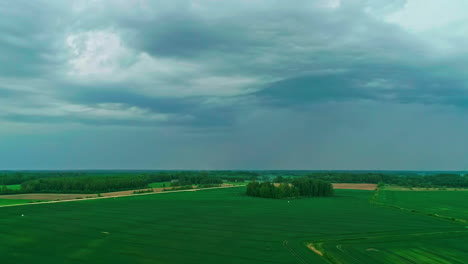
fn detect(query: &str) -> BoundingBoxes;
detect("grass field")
[6,184,21,190]
[0,187,466,263]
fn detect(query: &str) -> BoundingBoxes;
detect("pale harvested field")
[384,185,468,191]
[332,183,377,190]
[100,187,166,197]
[274,183,377,190]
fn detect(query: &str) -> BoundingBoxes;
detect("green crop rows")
[0,187,466,263]
[377,189,468,221]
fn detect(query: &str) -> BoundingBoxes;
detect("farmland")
[1,186,467,263]
[376,188,468,222]
[0,199,38,206]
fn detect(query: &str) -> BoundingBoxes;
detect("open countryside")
[1,171,467,263]
[3,1,468,263]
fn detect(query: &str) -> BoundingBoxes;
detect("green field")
[5,184,21,190]
[148,182,171,188]
[0,187,466,263]
[377,189,468,221]
[319,232,467,264]
[0,199,37,206]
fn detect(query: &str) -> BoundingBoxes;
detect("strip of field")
[314,231,468,264]
[384,185,468,191]
[0,183,239,202]
[0,185,244,208]
[376,189,468,222]
[0,193,97,200]
[0,188,464,264]
[332,183,377,190]
[0,199,40,206]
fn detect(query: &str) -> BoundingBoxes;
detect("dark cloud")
[257,63,468,107]
[64,88,239,127]
[125,14,254,59]
[1,0,468,169]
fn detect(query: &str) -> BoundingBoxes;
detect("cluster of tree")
[20,176,149,193]
[0,174,37,185]
[246,178,334,199]
[0,185,22,194]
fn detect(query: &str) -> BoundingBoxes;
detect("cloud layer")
[1,0,468,169]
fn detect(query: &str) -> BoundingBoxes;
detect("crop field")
[377,189,468,221]
[0,199,38,206]
[318,231,467,264]
[0,187,467,264]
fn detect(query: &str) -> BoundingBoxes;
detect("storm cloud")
[1,0,468,169]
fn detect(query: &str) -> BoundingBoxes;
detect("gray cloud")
[0,0,70,77]
[62,87,241,127]
[2,0,464,127]
[1,0,468,169]
[258,63,468,107]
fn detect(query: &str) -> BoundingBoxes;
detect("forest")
[0,171,256,194]
[246,178,334,199]
[20,176,149,193]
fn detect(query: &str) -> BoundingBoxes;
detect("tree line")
[2,170,467,195]
[20,176,149,193]
[0,171,255,194]
[274,173,468,188]
[142,171,257,184]
[246,178,334,199]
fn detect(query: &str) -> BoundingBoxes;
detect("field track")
[283,240,308,264]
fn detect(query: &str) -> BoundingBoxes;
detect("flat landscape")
[1,186,466,264]
[377,188,468,222]
[3,0,468,262]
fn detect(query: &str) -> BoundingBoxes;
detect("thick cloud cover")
[1,0,467,169]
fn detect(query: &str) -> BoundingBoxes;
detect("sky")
[1,0,468,170]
